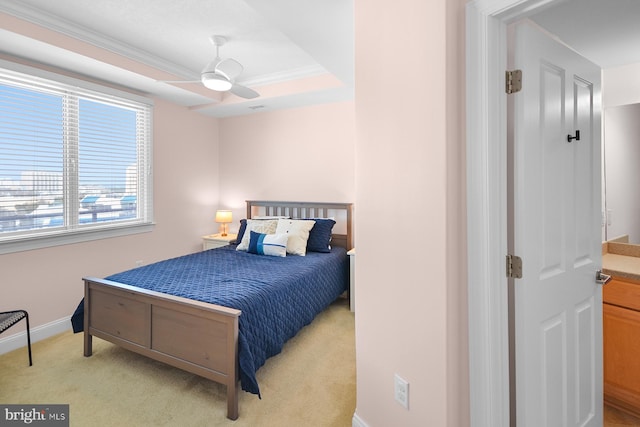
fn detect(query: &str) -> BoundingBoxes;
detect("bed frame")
[83,200,353,420]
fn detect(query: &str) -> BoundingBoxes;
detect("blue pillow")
[304,218,336,253]
[233,219,247,244]
[248,231,288,257]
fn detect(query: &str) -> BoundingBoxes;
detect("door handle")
[567,130,580,142]
[595,270,611,285]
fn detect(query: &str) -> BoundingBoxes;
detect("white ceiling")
[530,0,640,69]
[1,0,638,119]
[0,0,353,117]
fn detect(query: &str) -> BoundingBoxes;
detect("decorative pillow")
[236,219,279,251]
[275,219,316,256]
[234,217,288,244]
[248,231,288,257]
[304,218,336,253]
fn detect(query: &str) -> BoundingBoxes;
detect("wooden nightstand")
[202,233,237,250]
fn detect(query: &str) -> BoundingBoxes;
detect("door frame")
[466,1,578,426]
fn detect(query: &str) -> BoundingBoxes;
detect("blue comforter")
[103,245,348,396]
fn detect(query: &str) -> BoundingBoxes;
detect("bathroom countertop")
[603,253,640,282]
[603,240,640,283]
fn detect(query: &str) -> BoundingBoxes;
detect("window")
[0,64,153,253]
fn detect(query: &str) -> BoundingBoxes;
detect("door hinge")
[506,254,523,279]
[505,69,522,94]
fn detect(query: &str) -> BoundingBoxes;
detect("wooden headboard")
[246,200,353,251]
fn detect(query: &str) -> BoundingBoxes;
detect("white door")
[510,20,602,426]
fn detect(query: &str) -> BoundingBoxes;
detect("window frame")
[0,60,154,255]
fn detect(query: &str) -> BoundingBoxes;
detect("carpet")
[0,298,355,426]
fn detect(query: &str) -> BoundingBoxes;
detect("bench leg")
[24,311,32,366]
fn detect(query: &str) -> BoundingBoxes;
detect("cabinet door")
[604,303,640,412]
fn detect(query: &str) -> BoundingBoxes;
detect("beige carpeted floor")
[0,298,355,427]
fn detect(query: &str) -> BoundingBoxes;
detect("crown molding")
[0,0,199,80]
[240,64,328,87]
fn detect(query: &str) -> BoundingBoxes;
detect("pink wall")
[353,0,468,426]
[217,101,356,227]
[1,97,220,332]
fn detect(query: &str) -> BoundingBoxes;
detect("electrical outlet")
[135,260,144,267]
[394,374,409,409]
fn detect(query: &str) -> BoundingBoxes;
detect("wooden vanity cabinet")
[603,276,640,416]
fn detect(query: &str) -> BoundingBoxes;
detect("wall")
[217,101,356,226]
[604,104,640,242]
[0,97,219,345]
[353,0,468,426]
[0,4,471,426]
[602,64,640,242]
[603,62,640,108]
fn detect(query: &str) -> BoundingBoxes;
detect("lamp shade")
[215,210,233,224]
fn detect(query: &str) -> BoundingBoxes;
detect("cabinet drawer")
[604,278,640,311]
[203,240,228,250]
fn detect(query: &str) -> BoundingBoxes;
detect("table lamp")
[215,210,233,236]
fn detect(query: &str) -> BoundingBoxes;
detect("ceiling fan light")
[202,73,232,91]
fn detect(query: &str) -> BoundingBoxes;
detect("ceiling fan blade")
[215,58,243,81]
[230,84,259,99]
[201,58,221,74]
[158,80,200,83]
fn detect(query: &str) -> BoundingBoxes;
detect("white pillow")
[236,219,279,251]
[275,219,316,256]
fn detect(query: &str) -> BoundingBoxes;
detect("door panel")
[541,314,566,425]
[574,77,596,265]
[575,297,595,423]
[511,20,602,427]
[540,63,565,277]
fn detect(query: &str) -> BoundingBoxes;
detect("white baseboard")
[0,316,71,356]
[352,411,369,427]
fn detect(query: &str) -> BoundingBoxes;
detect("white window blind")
[0,66,153,252]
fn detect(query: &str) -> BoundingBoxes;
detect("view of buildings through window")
[0,78,145,236]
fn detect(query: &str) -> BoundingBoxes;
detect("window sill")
[0,223,155,255]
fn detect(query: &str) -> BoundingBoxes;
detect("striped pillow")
[236,219,279,251]
[248,231,288,257]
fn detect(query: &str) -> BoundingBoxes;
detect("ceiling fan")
[162,35,259,99]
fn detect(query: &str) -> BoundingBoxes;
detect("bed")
[82,200,353,420]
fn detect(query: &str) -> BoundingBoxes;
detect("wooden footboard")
[83,277,241,420]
